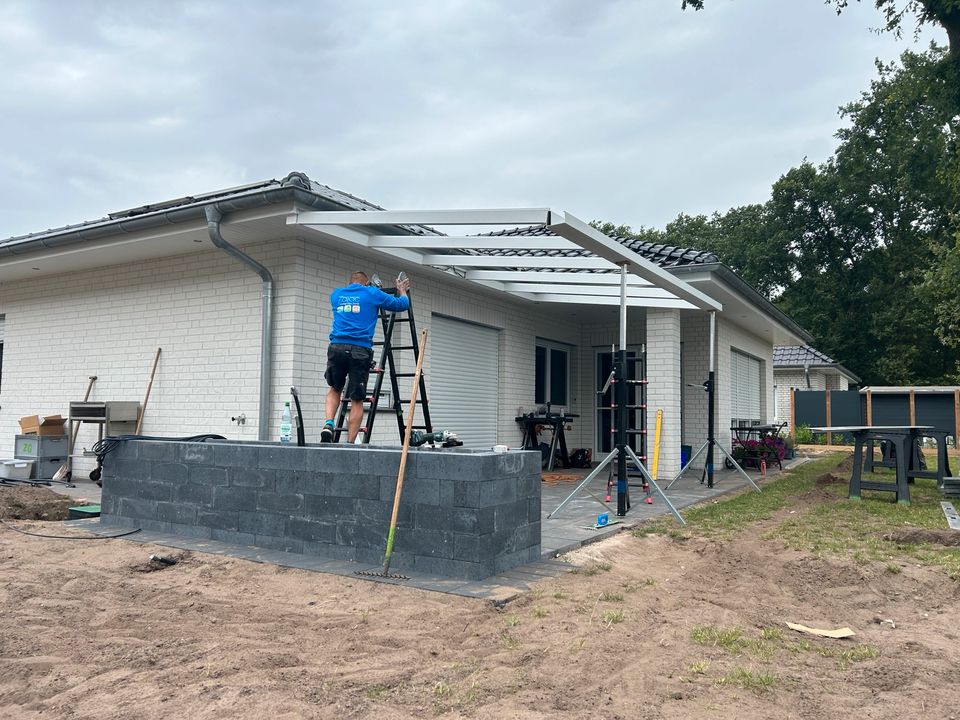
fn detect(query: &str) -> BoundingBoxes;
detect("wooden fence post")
[909,389,916,427]
[866,390,873,427]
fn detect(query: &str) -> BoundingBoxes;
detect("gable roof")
[774,345,860,382]
[475,224,718,269]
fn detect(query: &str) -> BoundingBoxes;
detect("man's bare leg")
[347,401,364,442]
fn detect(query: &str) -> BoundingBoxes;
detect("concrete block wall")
[100,440,542,580]
[646,309,682,479]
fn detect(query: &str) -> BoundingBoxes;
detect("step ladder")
[333,288,433,443]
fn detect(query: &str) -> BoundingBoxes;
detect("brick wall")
[646,309,682,479]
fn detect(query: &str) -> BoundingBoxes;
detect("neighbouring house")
[773,345,860,431]
[0,172,812,480]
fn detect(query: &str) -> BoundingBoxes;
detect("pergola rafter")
[286,208,722,312]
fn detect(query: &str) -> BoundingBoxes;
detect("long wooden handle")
[67,375,98,458]
[135,348,162,435]
[382,329,428,574]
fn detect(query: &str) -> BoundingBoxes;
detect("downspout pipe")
[205,206,274,441]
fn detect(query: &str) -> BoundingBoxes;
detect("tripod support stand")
[548,263,686,526]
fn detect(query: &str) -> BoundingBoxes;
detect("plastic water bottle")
[280,402,292,444]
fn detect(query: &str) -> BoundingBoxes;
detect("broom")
[358,328,428,579]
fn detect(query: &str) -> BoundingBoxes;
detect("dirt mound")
[814,472,846,486]
[0,485,76,520]
[883,528,960,546]
[834,452,856,473]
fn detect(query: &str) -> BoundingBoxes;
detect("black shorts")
[325,344,374,401]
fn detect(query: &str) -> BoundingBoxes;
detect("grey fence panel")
[794,391,826,428]
[830,391,862,426]
[914,394,955,434]
[872,394,910,426]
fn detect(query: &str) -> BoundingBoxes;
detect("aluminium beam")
[549,211,721,311]
[464,270,654,286]
[290,208,552,227]
[519,294,696,309]
[498,283,678,299]
[419,255,614,269]
[367,235,579,250]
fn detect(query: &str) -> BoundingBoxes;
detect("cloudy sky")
[0,0,938,239]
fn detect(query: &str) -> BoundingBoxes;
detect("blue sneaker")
[321,421,335,443]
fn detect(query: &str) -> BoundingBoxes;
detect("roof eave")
[669,262,814,345]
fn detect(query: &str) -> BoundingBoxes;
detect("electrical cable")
[0,519,142,540]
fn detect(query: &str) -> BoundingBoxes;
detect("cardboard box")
[18,415,67,437]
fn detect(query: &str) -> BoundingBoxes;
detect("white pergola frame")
[286,208,721,312]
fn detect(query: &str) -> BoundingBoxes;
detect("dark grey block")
[213,486,258,512]
[138,441,178,462]
[527,496,541,523]
[287,518,336,543]
[302,541,358,562]
[307,447,360,474]
[257,492,302,513]
[380,475,439,505]
[253,534,303,553]
[258,446,309,471]
[119,496,158,520]
[494,501,529,532]
[210,528,256,546]
[302,494,356,521]
[109,440,138,461]
[479,478,519,506]
[175,482,213,507]
[327,473,379,500]
[454,534,481,563]
[394,528,454,559]
[214,443,259,468]
[100,494,118,515]
[197,510,239,531]
[355,498,411,527]
[358,449,400,477]
[493,545,541,574]
[336,520,392,550]
[180,443,218,464]
[107,459,148,482]
[157,501,197,525]
[229,467,275,490]
[453,479,481,508]
[239,510,286,537]
[167,521,213,540]
[153,463,188,483]
[274,470,327,496]
[188,466,228,487]
[414,555,488,581]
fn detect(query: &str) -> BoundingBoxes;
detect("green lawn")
[635,452,960,579]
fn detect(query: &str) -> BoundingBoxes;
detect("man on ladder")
[321,270,411,443]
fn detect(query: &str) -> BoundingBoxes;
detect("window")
[730,349,761,426]
[535,340,570,407]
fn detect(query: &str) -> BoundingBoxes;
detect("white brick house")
[0,172,811,480]
[773,346,860,431]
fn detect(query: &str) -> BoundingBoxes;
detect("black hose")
[0,519,142,540]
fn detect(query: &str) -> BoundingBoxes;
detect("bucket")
[680,445,692,468]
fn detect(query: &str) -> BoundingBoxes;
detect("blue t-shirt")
[329,283,410,348]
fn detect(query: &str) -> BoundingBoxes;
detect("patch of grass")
[552,591,567,600]
[760,627,783,641]
[886,563,902,574]
[815,644,880,669]
[602,609,625,626]
[631,524,660,538]
[433,681,452,699]
[571,562,612,576]
[622,578,656,592]
[689,661,710,675]
[505,615,520,627]
[500,632,519,649]
[528,588,544,600]
[599,592,624,602]
[365,684,390,700]
[532,606,549,618]
[691,625,747,654]
[717,667,776,693]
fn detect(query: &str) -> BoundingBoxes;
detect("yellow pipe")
[651,409,663,479]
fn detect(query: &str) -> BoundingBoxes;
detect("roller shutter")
[430,315,499,448]
[731,349,761,425]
